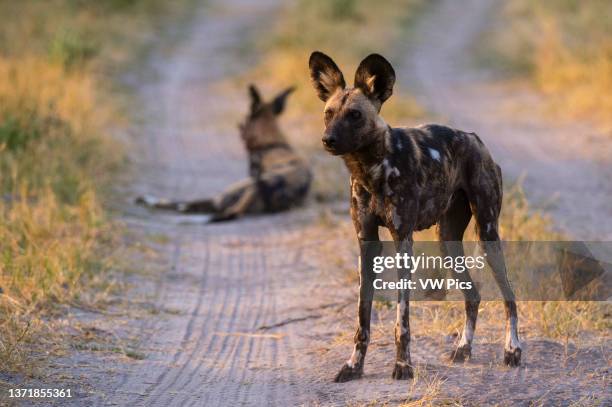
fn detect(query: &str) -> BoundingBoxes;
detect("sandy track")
[113,1,318,405]
[36,0,609,406]
[401,0,612,240]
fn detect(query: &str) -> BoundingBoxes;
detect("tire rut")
[139,238,212,406]
[115,1,308,405]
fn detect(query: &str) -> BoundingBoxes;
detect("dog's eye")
[348,110,362,120]
[324,110,334,123]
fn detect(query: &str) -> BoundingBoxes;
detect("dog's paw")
[334,363,363,383]
[449,344,471,363]
[391,362,413,380]
[176,202,189,212]
[503,347,522,367]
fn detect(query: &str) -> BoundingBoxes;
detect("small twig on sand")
[214,332,285,340]
[257,314,322,331]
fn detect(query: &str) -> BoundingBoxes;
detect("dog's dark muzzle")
[322,133,342,155]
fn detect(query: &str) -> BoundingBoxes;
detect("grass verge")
[484,0,612,129]
[0,0,192,376]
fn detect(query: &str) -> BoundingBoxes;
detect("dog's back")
[381,124,501,230]
[247,139,311,212]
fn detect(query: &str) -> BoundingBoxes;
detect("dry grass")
[486,0,612,129]
[0,55,116,373]
[403,369,464,407]
[0,0,192,374]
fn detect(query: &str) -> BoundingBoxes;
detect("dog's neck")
[342,125,390,193]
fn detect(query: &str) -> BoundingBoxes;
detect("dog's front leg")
[387,201,417,380]
[335,190,380,382]
[334,238,380,382]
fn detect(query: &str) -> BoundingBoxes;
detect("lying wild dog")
[136,85,312,222]
[308,52,521,382]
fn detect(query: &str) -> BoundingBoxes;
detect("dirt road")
[114,1,320,405]
[401,0,612,241]
[39,0,609,406]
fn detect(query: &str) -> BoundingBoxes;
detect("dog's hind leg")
[438,189,480,362]
[209,181,262,222]
[176,198,217,213]
[469,174,522,367]
[391,237,414,380]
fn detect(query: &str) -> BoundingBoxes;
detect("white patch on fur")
[486,223,492,233]
[395,137,403,151]
[347,349,362,368]
[505,316,521,350]
[382,159,400,196]
[428,148,441,162]
[383,159,400,178]
[458,321,475,347]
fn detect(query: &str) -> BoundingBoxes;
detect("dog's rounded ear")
[354,54,395,108]
[309,51,346,102]
[271,86,295,115]
[248,84,263,112]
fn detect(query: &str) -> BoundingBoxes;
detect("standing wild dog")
[308,51,521,382]
[136,85,312,222]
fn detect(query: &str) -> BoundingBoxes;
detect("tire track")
[143,238,223,406]
[181,241,250,406]
[110,1,325,406]
[207,244,267,405]
[207,238,282,406]
[133,237,209,403]
[237,249,274,405]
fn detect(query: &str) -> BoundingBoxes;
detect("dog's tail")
[135,195,182,211]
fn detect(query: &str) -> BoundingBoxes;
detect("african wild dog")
[308,51,521,382]
[136,85,312,222]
